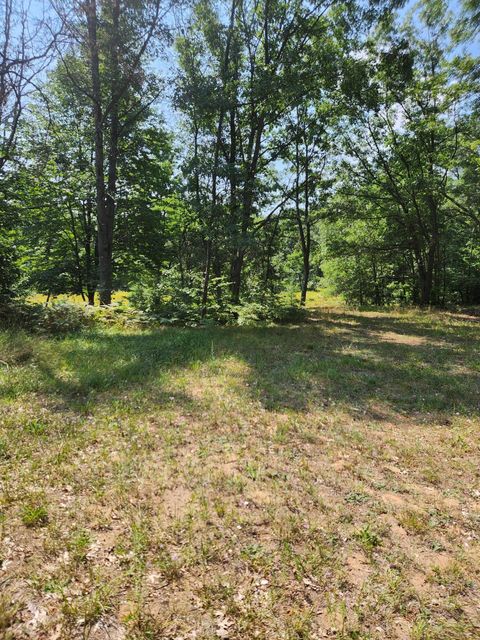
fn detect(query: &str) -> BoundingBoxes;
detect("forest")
[0,0,479,319]
[1,0,480,639]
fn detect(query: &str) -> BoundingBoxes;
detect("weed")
[345,491,370,505]
[62,579,115,635]
[21,498,49,528]
[354,525,381,554]
[68,529,91,563]
[245,461,261,481]
[399,509,430,535]
[154,548,182,581]
[429,562,472,595]
[23,418,49,435]
[0,596,17,639]
[286,608,313,639]
[0,438,9,459]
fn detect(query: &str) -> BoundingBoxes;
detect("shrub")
[130,270,308,326]
[130,268,232,325]
[234,300,271,326]
[0,300,43,330]
[41,302,94,333]
[233,285,308,326]
[271,302,308,324]
[234,300,307,325]
[88,302,152,327]
[0,300,93,334]
[130,277,201,323]
[0,233,21,302]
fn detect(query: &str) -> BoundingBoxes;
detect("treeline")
[1,0,479,318]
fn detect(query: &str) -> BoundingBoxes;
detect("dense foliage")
[0,0,479,321]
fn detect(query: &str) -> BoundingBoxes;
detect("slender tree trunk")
[67,200,85,297]
[86,0,110,304]
[102,0,120,305]
[264,214,280,289]
[300,259,310,305]
[231,116,264,304]
[84,199,96,305]
[294,123,310,307]
[230,249,244,304]
[201,239,212,317]
[201,0,236,317]
[301,136,311,306]
[417,252,435,306]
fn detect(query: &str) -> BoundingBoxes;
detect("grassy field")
[1,293,479,639]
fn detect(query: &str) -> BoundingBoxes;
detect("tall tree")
[176,0,344,310]
[338,4,470,305]
[0,0,55,298]
[54,0,168,303]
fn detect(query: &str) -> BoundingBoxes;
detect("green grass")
[0,292,479,638]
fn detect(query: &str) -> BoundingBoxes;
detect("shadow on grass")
[2,308,479,419]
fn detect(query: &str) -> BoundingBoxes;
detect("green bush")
[233,298,307,326]
[0,300,94,334]
[41,302,94,333]
[130,277,201,323]
[0,233,21,302]
[130,268,232,324]
[0,300,44,331]
[88,302,152,327]
[0,288,307,332]
[131,271,308,326]
[231,283,307,325]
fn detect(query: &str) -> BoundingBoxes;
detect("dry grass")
[0,292,479,639]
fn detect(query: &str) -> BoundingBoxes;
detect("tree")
[279,103,336,305]
[16,63,174,302]
[334,3,472,305]
[54,0,169,303]
[0,0,55,298]
[175,0,346,311]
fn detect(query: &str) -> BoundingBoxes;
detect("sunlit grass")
[0,296,479,639]
[28,290,131,305]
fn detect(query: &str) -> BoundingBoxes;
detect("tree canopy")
[1,0,479,313]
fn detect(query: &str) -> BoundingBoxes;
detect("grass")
[0,291,479,638]
[27,290,130,306]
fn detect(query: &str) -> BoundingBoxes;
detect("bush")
[233,298,307,326]
[0,300,94,334]
[0,287,308,333]
[231,283,307,325]
[272,302,308,324]
[131,271,308,326]
[41,302,94,333]
[130,268,232,325]
[88,302,152,327]
[0,233,21,302]
[130,277,201,323]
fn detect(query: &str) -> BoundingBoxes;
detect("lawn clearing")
[1,295,479,639]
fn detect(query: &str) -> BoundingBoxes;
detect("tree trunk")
[86,0,109,305]
[231,116,264,303]
[300,260,309,306]
[201,0,237,316]
[230,249,245,305]
[418,253,434,306]
[201,239,212,318]
[84,198,97,305]
[295,123,310,307]
[102,0,120,306]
